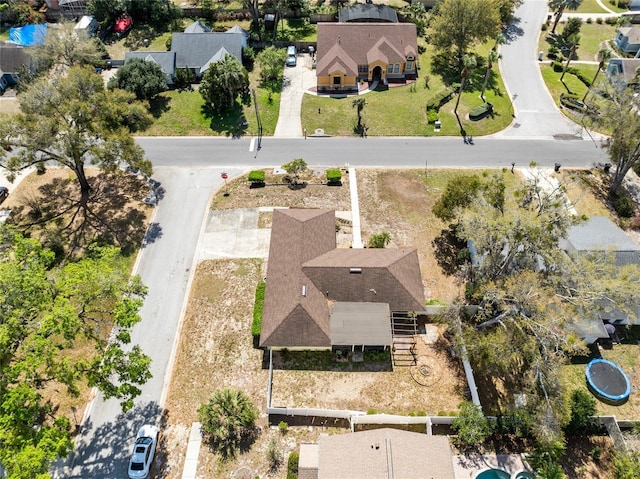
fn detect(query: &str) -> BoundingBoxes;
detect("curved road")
[61,1,611,477]
[499,0,585,139]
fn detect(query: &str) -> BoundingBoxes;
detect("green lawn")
[574,0,609,13]
[540,63,593,105]
[540,23,617,62]
[274,18,317,42]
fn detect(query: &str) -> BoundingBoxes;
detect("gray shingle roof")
[562,216,640,266]
[124,51,176,78]
[184,20,211,33]
[171,32,243,70]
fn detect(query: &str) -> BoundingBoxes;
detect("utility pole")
[252,89,262,150]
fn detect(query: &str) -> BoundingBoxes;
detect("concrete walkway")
[274,54,316,138]
[348,167,364,248]
[181,422,202,479]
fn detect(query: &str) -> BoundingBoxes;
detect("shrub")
[452,401,494,447]
[586,17,593,24]
[326,168,342,184]
[614,195,635,218]
[548,46,560,59]
[551,61,564,72]
[596,17,603,24]
[426,87,454,110]
[278,421,289,435]
[541,22,548,31]
[612,450,640,478]
[367,408,378,415]
[248,170,266,184]
[368,232,391,248]
[565,389,597,434]
[560,93,586,112]
[605,16,617,25]
[252,281,266,337]
[287,451,299,479]
[469,102,493,121]
[427,108,439,124]
[267,438,282,472]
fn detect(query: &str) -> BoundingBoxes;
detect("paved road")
[63,166,241,478]
[500,0,585,139]
[136,136,608,169]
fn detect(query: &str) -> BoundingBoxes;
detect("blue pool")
[474,469,510,479]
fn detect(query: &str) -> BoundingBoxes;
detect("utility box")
[75,15,99,38]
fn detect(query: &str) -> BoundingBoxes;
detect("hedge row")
[560,93,586,112]
[426,87,455,112]
[252,280,266,337]
[326,169,342,183]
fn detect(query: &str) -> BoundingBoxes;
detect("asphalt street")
[63,166,242,478]
[136,136,608,169]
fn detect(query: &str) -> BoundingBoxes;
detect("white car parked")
[128,424,159,479]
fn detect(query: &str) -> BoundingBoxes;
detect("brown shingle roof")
[303,248,425,311]
[260,210,425,349]
[316,23,417,77]
[259,209,336,348]
[317,429,455,479]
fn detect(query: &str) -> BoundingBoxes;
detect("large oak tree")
[0,231,151,478]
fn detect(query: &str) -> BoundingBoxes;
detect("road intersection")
[61,0,613,477]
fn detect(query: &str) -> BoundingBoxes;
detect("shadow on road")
[503,16,524,43]
[67,401,167,479]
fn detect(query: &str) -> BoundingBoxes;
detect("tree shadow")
[148,96,171,119]
[7,172,153,259]
[67,401,167,479]
[502,15,524,43]
[201,103,248,138]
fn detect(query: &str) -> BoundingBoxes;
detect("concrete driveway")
[274,54,316,138]
[198,207,272,261]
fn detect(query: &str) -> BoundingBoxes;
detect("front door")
[372,66,382,81]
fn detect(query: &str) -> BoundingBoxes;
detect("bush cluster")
[469,103,493,121]
[560,93,587,112]
[325,169,342,184]
[614,195,636,218]
[427,87,455,111]
[287,451,299,479]
[252,280,266,337]
[248,170,266,184]
[427,108,439,124]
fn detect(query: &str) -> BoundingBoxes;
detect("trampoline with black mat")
[586,358,631,405]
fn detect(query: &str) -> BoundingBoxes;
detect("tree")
[559,33,580,82]
[452,401,494,447]
[596,87,640,195]
[430,0,501,63]
[88,0,126,24]
[256,46,288,88]
[243,0,261,29]
[402,1,428,36]
[613,451,640,479]
[352,97,367,134]
[282,158,308,186]
[565,389,596,434]
[433,173,482,222]
[368,231,391,248]
[455,54,477,116]
[32,22,104,71]
[198,388,259,459]
[560,16,582,44]
[0,66,152,208]
[582,48,611,102]
[200,54,250,114]
[0,233,151,478]
[481,50,501,101]
[108,57,168,100]
[549,0,583,35]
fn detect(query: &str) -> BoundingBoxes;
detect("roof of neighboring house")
[0,42,31,75]
[226,25,249,37]
[338,4,398,23]
[617,26,640,45]
[260,209,425,349]
[314,428,455,479]
[184,20,211,33]
[561,216,640,266]
[124,51,176,78]
[171,32,243,70]
[316,23,417,77]
[607,58,640,85]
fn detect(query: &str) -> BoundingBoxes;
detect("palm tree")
[481,50,501,101]
[559,33,580,82]
[198,388,259,459]
[454,54,477,116]
[582,48,611,102]
[549,0,583,35]
[352,97,367,133]
[493,33,506,52]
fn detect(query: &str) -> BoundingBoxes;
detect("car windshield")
[136,437,153,445]
[130,461,145,471]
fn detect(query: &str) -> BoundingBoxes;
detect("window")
[406,60,413,71]
[358,64,368,74]
[387,64,393,74]
[333,76,341,85]
[393,63,400,74]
